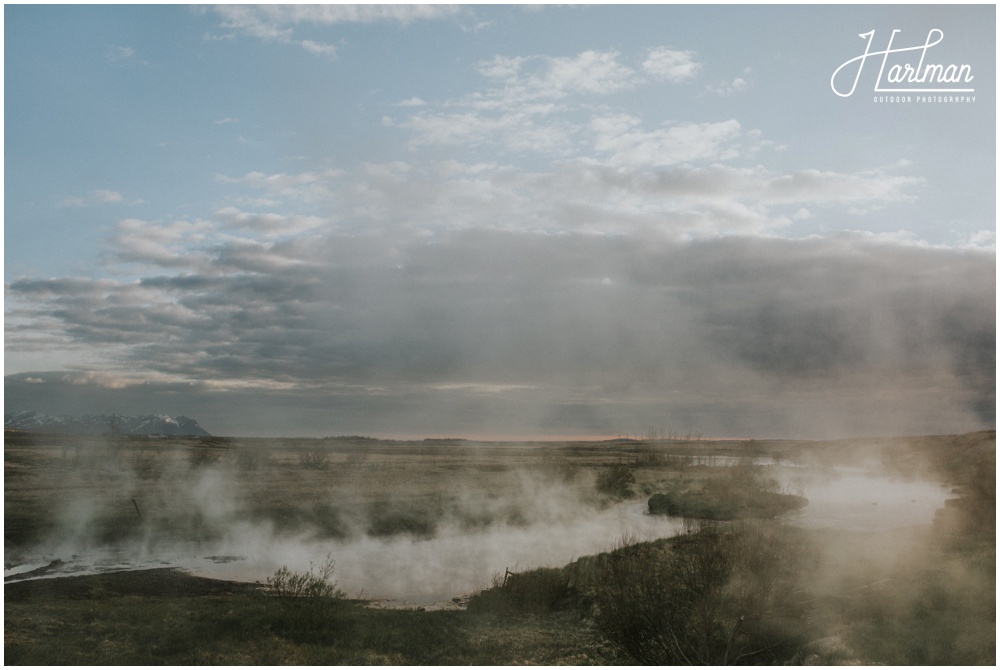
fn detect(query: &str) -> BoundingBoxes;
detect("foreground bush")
[267,554,345,599]
[594,523,810,665]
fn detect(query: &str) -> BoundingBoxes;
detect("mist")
[5,433,968,607]
[6,234,994,440]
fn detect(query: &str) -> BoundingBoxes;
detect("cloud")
[203,152,923,246]
[300,39,337,56]
[402,47,749,161]
[590,116,748,167]
[217,168,344,203]
[111,217,214,269]
[6,220,994,438]
[106,45,135,61]
[58,189,125,208]
[544,50,640,95]
[967,229,995,248]
[473,49,639,103]
[106,45,146,65]
[704,76,750,97]
[214,207,328,237]
[641,47,701,82]
[211,5,461,52]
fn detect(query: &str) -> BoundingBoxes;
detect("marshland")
[4,428,994,665]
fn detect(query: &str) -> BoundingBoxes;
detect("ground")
[4,430,995,665]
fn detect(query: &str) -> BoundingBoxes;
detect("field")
[4,429,995,665]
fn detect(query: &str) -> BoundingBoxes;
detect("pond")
[4,463,955,606]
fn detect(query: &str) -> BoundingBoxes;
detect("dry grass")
[4,430,995,665]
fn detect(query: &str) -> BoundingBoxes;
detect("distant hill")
[3,410,211,437]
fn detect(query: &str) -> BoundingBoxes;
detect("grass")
[4,569,611,665]
[466,566,577,616]
[4,429,995,665]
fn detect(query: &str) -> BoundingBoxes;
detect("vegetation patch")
[594,463,635,499]
[593,523,813,665]
[648,457,807,520]
[648,486,808,520]
[267,554,345,599]
[466,566,576,616]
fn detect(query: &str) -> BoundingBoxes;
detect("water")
[783,468,953,532]
[5,466,955,605]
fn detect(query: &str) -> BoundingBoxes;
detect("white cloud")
[112,217,214,269]
[544,50,639,95]
[704,76,750,97]
[475,50,638,101]
[300,39,337,56]
[58,189,125,207]
[641,47,701,82]
[590,117,749,167]
[93,189,124,203]
[404,47,732,157]
[214,207,328,237]
[477,54,526,80]
[217,168,344,203]
[107,46,135,63]
[211,5,461,51]
[966,229,996,249]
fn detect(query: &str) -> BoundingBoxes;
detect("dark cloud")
[5,231,994,438]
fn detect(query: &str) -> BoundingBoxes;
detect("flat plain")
[4,429,995,665]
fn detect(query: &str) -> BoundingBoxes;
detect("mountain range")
[4,411,211,437]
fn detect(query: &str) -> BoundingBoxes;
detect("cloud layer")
[7,218,993,438]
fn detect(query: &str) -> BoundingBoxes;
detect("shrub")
[234,446,272,471]
[594,524,810,665]
[466,566,574,616]
[365,500,440,538]
[595,464,635,498]
[298,447,330,469]
[267,554,345,599]
[648,457,807,521]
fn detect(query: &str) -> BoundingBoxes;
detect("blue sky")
[4,5,995,438]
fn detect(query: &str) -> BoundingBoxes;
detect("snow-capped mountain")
[4,410,211,436]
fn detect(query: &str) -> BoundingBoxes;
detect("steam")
[12,445,676,601]
[6,234,994,439]
[7,437,964,606]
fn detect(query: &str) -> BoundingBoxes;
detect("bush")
[234,446,273,471]
[466,566,574,616]
[298,447,330,469]
[595,464,635,498]
[594,524,810,665]
[267,554,345,599]
[365,500,440,538]
[648,457,807,520]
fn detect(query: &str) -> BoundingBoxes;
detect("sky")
[4,4,996,439]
